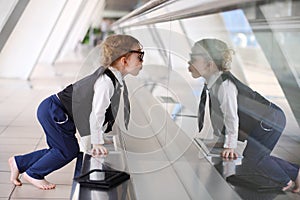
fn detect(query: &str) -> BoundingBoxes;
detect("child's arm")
[218,80,239,158]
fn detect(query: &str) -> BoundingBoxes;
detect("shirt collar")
[206,71,222,89]
[108,66,123,86]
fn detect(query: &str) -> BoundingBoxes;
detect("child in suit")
[9,34,144,190]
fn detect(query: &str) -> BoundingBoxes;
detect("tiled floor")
[0,50,85,199]
[0,86,76,199]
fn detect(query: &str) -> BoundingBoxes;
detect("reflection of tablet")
[74,169,130,189]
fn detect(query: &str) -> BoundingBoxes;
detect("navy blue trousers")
[243,103,299,186]
[15,95,79,179]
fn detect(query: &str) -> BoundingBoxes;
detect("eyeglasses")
[129,50,144,62]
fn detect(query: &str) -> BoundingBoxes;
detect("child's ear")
[120,56,127,65]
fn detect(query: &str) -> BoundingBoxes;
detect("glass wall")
[116,0,300,139]
[112,1,300,197]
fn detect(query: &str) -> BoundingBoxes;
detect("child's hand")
[221,148,238,159]
[91,144,108,157]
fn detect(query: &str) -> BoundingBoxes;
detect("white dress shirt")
[89,67,123,145]
[207,71,239,149]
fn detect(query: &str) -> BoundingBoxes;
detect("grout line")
[8,184,16,200]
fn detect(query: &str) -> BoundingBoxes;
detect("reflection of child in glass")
[188,38,300,192]
[8,34,144,190]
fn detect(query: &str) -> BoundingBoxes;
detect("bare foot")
[8,157,22,186]
[282,180,293,191]
[292,170,300,193]
[23,172,56,190]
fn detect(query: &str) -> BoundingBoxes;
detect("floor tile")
[0,137,40,145]
[0,183,15,198]
[0,126,43,138]
[0,126,6,134]
[0,144,38,154]
[11,184,72,199]
[0,172,11,184]
[0,161,11,171]
[46,172,74,185]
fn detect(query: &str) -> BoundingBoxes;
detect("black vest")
[57,67,121,137]
[209,71,272,141]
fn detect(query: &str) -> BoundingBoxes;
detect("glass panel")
[117,1,300,197]
[120,0,300,161]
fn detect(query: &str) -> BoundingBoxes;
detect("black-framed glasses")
[129,50,144,62]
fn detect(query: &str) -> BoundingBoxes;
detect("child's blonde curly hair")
[99,34,142,67]
[192,38,235,71]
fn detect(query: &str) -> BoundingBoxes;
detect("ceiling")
[103,0,149,18]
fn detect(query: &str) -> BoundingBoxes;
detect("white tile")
[0,116,16,126]
[0,126,6,134]
[11,184,72,199]
[0,126,43,138]
[46,172,74,185]
[0,51,83,200]
[0,172,11,184]
[0,183,15,198]
[0,137,40,145]
[0,144,37,153]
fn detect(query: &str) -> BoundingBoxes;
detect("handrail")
[111,0,265,30]
[111,0,172,29]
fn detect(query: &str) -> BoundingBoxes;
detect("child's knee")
[66,147,80,161]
